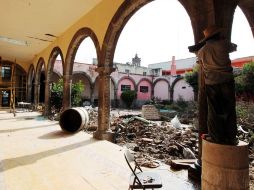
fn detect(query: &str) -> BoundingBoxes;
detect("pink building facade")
[51,56,195,107]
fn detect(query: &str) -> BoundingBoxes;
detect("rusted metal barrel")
[202,140,249,190]
[59,107,89,133]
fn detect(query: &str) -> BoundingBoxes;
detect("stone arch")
[153,78,170,88]
[72,71,93,104]
[117,76,137,89]
[170,76,184,102]
[110,76,117,90]
[153,78,170,100]
[171,77,194,101]
[153,77,170,101]
[101,0,193,68]
[178,0,239,43]
[52,70,62,81]
[47,47,64,82]
[72,71,93,87]
[110,76,117,107]
[65,27,101,76]
[238,1,254,38]
[34,57,46,104]
[136,78,153,105]
[43,47,65,115]
[137,78,152,87]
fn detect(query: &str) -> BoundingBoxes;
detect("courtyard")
[0,110,200,190]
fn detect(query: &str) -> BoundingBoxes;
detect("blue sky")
[74,0,254,66]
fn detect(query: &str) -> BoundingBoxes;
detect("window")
[140,86,148,93]
[143,72,146,76]
[1,66,11,79]
[125,69,130,74]
[152,69,160,76]
[121,85,131,92]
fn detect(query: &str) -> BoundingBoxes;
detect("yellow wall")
[32,0,123,72]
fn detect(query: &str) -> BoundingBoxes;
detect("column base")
[93,130,114,142]
[202,140,249,190]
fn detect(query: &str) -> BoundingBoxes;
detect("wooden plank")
[170,159,196,170]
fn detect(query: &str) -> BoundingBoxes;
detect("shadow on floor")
[0,138,96,173]
[38,130,75,139]
[0,115,39,121]
[0,123,58,134]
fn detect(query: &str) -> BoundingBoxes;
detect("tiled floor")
[0,110,200,190]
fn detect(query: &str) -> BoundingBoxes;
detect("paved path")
[0,111,200,190]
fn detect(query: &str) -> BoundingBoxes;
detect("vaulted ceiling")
[0,0,102,63]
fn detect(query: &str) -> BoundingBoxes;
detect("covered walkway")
[0,111,199,190]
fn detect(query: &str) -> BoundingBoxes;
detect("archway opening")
[112,0,195,107]
[73,37,97,106]
[231,6,254,60]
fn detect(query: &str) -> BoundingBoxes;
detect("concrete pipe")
[59,107,89,133]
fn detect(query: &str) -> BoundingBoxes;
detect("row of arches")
[26,62,191,109]
[26,0,254,140]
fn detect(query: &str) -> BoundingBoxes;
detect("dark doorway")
[39,72,45,103]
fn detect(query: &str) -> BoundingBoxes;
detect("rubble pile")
[82,107,253,186]
[110,115,199,165]
[85,106,98,131]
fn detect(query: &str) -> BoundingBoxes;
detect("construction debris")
[83,107,254,183]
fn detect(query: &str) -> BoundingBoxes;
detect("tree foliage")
[120,90,137,108]
[50,78,64,112]
[71,80,85,107]
[235,62,254,100]
[184,65,199,101]
[242,62,254,94]
[50,78,85,112]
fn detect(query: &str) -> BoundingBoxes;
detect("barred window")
[140,86,148,93]
[121,85,131,92]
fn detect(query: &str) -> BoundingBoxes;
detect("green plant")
[71,80,85,107]
[50,78,85,111]
[50,78,64,112]
[242,62,254,95]
[176,96,188,109]
[234,62,254,100]
[234,75,244,95]
[184,65,199,101]
[120,90,137,108]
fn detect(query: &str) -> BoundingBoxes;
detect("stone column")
[151,85,154,99]
[93,66,115,141]
[34,82,39,105]
[114,87,118,108]
[44,80,51,116]
[27,84,32,102]
[170,87,174,103]
[90,86,94,106]
[63,74,72,110]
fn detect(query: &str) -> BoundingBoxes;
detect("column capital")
[95,66,115,75]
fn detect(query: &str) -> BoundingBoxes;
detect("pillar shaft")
[90,86,94,106]
[93,66,115,141]
[27,84,32,102]
[44,80,51,116]
[34,83,39,105]
[63,75,72,110]
[114,88,118,107]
